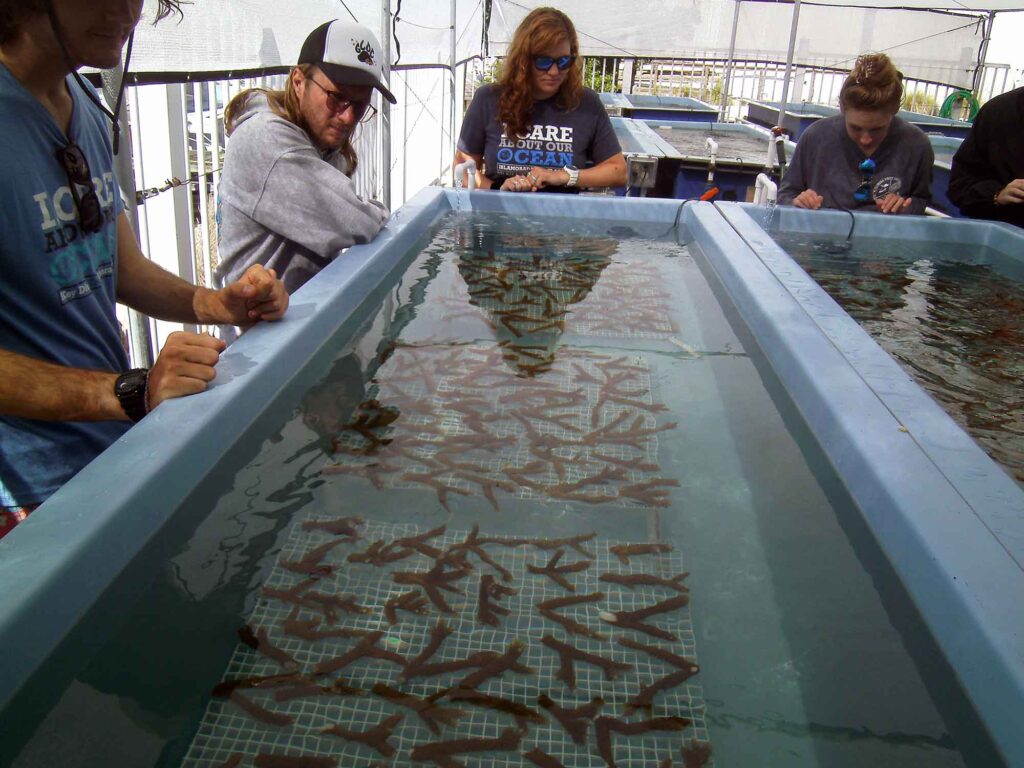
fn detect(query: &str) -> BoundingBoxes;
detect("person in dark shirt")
[779,53,933,215]
[454,6,626,193]
[948,86,1024,228]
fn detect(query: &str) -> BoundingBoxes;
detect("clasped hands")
[500,166,569,193]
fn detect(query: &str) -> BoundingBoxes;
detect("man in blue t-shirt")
[0,0,290,533]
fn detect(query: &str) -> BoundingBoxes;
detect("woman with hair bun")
[455,7,627,193]
[779,53,933,214]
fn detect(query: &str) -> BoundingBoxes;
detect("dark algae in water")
[777,232,1024,485]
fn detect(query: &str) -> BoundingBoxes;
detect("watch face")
[117,370,146,395]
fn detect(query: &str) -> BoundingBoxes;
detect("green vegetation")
[479,59,502,85]
[583,57,619,93]
[904,89,939,115]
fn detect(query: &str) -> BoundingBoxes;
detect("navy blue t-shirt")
[0,64,129,506]
[457,84,621,188]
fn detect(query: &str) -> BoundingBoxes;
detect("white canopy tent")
[109,0,1023,375]
[125,0,1021,160]
[130,0,1022,85]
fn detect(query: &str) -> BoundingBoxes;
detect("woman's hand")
[500,174,539,193]
[995,179,1024,206]
[792,189,824,210]
[526,166,569,189]
[875,193,912,215]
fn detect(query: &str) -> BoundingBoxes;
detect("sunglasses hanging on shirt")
[853,158,877,204]
[56,143,104,234]
[533,55,575,71]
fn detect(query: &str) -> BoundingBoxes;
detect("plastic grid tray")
[182,521,709,767]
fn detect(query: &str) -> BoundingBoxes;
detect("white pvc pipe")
[705,136,719,160]
[454,158,477,190]
[754,173,778,206]
[705,136,719,184]
[767,131,786,172]
[765,137,777,169]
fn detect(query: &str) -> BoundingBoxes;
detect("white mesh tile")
[327,346,678,512]
[181,522,711,767]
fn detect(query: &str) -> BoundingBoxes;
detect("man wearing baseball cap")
[216,19,397,303]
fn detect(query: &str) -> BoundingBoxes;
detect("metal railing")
[116,53,1014,366]
[576,54,1013,121]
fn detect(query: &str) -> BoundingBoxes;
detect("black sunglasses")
[533,55,575,72]
[305,76,377,123]
[55,143,104,234]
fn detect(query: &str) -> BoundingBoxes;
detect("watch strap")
[115,368,150,423]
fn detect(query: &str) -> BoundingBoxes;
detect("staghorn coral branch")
[600,572,689,593]
[410,728,522,764]
[320,713,403,757]
[477,574,518,626]
[526,549,592,592]
[537,693,604,744]
[540,635,631,690]
[608,542,673,565]
[594,716,692,768]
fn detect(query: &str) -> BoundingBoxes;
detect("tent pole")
[450,0,457,184]
[720,0,741,120]
[972,11,996,98]
[382,0,392,210]
[102,63,154,368]
[776,0,801,127]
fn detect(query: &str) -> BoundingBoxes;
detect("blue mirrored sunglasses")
[853,158,877,203]
[533,55,575,72]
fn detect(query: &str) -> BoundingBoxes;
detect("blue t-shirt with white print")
[0,63,130,506]
[457,84,622,191]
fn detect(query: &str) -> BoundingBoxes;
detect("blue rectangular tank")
[622,94,719,123]
[598,91,632,116]
[642,119,795,201]
[745,100,835,139]
[600,92,719,123]
[747,100,973,140]
[0,191,1021,767]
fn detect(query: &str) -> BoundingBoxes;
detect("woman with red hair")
[455,7,626,193]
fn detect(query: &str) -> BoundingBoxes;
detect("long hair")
[0,0,184,46]
[840,53,904,113]
[224,64,358,176]
[498,7,583,139]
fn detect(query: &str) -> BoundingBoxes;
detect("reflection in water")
[453,221,616,376]
[778,234,1024,484]
[9,212,994,768]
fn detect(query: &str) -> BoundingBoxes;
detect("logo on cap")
[353,39,375,66]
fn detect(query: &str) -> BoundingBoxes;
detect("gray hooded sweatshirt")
[215,93,389,295]
[778,114,933,214]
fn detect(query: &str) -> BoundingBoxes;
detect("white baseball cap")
[298,20,397,104]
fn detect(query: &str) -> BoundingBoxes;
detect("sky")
[986,10,1024,89]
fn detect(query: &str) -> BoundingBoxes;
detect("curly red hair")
[498,7,583,139]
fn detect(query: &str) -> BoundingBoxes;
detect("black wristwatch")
[114,368,150,423]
